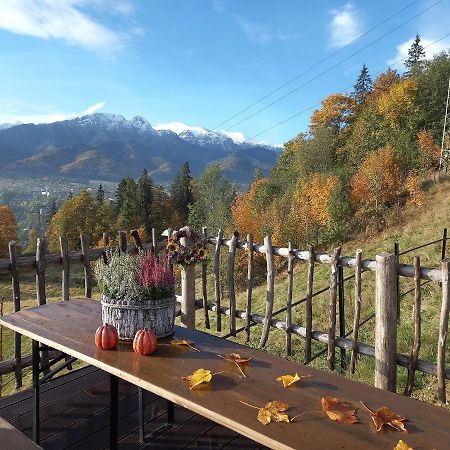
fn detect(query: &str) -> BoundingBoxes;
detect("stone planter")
[101,295,176,340]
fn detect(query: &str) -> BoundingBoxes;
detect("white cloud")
[221,130,246,143]
[0,100,106,124]
[154,122,209,135]
[387,36,450,67]
[0,0,132,52]
[329,3,362,48]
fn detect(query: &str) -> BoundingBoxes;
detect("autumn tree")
[23,228,37,255]
[417,130,441,171]
[351,146,402,227]
[47,190,101,252]
[368,68,400,102]
[376,78,418,128]
[310,94,355,135]
[352,63,372,105]
[0,205,18,257]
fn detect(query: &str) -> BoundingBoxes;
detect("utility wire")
[248,32,450,140]
[225,0,443,132]
[211,0,422,130]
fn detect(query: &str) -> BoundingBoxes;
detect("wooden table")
[1,298,449,450]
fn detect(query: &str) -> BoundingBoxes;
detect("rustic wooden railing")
[0,227,448,405]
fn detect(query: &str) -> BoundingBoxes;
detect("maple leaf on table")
[171,338,200,352]
[394,440,414,450]
[218,353,252,377]
[182,368,212,390]
[240,400,301,425]
[276,372,311,387]
[360,402,407,433]
[321,397,360,424]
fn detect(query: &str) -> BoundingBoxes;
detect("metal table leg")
[110,374,119,450]
[138,387,174,444]
[32,340,40,445]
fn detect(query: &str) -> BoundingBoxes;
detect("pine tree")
[352,63,372,105]
[96,183,105,204]
[116,177,140,230]
[170,162,194,224]
[405,34,425,72]
[137,169,153,236]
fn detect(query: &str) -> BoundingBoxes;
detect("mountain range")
[0,114,279,185]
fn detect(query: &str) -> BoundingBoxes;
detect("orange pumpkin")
[133,328,157,355]
[95,323,118,350]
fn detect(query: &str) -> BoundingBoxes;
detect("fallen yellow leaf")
[240,400,294,425]
[276,373,301,387]
[257,407,272,425]
[394,440,413,450]
[182,368,212,390]
[171,339,200,352]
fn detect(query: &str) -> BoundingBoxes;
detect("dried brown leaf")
[321,397,359,424]
[223,353,252,364]
[360,402,407,433]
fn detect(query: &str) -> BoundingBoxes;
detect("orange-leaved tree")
[310,94,355,135]
[48,190,102,252]
[351,146,402,211]
[0,205,18,257]
[417,130,441,171]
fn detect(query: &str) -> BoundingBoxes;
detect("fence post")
[442,228,448,260]
[8,241,22,388]
[259,235,275,349]
[119,231,127,253]
[180,227,196,329]
[437,258,449,403]
[59,236,70,301]
[394,242,400,322]
[337,264,346,371]
[375,253,398,392]
[80,235,92,298]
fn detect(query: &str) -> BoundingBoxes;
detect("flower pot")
[101,295,176,340]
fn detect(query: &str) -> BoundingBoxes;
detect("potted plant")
[94,250,175,340]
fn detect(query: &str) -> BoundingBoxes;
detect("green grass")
[0,180,449,406]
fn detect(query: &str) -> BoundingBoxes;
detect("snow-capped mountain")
[0,113,278,185]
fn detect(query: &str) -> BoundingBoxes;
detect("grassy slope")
[194,179,450,407]
[0,180,448,405]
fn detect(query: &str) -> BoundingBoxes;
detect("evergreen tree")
[46,199,58,228]
[352,63,372,105]
[137,169,153,236]
[170,162,193,224]
[405,34,425,73]
[96,183,105,204]
[116,177,140,230]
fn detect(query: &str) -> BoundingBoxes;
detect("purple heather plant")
[139,252,175,300]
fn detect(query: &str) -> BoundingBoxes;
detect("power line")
[248,33,450,140]
[211,0,422,130]
[225,0,443,132]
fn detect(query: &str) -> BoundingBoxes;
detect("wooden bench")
[0,416,41,449]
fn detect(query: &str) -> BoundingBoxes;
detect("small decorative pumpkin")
[95,323,119,350]
[133,328,157,355]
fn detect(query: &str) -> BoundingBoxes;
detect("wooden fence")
[0,227,448,405]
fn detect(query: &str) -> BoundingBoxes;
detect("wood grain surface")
[1,298,449,450]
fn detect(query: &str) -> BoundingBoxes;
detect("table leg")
[110,374,118,450]
[138,387,175,444]
[32,339,40,445]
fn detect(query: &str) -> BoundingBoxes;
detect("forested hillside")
[0,41,448,257]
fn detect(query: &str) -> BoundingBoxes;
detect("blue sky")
[0,0,449,145]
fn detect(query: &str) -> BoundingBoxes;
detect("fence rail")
[0,227,448,405]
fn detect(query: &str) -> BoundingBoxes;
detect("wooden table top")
[1,298,449,450]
